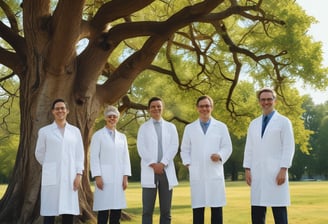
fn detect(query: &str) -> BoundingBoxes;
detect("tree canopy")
[0,0,327,223]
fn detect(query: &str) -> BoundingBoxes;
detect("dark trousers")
[142,173,172,224]
[97,209,122,224]
[193,207,222,224]
[251,206,288,224]
[43,214,73,224]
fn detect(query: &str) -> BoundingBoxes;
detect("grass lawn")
[1,181,327,223]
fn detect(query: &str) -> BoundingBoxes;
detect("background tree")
[0,79,19,183]
[0,0,327,223]
[312,106,328,178]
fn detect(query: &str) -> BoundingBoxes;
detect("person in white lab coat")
[137,97,179,224]
[180,95,232,224]
[90,105,131,224]
[35,99,84,224]
[243,87,295,224]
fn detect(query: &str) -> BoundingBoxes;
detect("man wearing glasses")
[243,87,295,224]
[35,99,84,224]
[180,95,232,224]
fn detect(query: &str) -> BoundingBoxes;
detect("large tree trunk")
[0,59,98,223]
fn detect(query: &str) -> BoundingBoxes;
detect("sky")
[296,0,328,104]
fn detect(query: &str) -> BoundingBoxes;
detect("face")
[197,98,213,121]
[52,102,69,122]
[105,114,118,129]
[149,100,163,120]
[259,91,276,115]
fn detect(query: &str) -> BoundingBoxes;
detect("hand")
[73,174,82,191]
[95,176,104,190]
[122,176,128,190]
[210,153,221,162]
[150,163,165,174]
[276,168,287,185]
[245,169,251,186]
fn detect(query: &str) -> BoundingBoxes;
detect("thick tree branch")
[118,95,190,125]
[0,21,26,60]
[0,47,26,75]
[91,0,155,32]
[0,0,19,32]
[97,0,224,103]
[46,0,85,75]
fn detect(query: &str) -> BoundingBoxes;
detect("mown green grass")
[1,181,327,223]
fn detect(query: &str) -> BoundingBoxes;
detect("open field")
[1,181,327,223]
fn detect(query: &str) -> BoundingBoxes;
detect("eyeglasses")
[107,115,118,119]
[259,98,274,102]
[54,107,66,111]
[198,104,212,108]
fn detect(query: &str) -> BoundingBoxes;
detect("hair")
[257,87,277,100]
[196,95,214,107]
[148,97,163,109]
[51,98,68,110]
[103,105,120,118]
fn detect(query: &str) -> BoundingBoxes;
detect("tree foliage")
[0,0,327,223]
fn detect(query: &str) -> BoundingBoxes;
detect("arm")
[75,127,84,175]
[214,124,232,163]
[160,123,179,166]
[137,124,157,166]
[74,127,84,191]
[276,118,295,185]
[123,134,132,177]
[90,132,103,189]
[90,132,102,177]
[180,126,191,167]
[35,129,46,165]
[243,126,253,186]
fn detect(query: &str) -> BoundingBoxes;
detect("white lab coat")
[180,118,232,208]
[90,127,131,210]
[137,118,179,190]
[243,111,295,206]
[35,122,84,216]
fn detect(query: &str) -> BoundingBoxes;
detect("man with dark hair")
[243,87,295,224]
[35,99,84,224]
[181,95,232,224]
[137,97,179,224]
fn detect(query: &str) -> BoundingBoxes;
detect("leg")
[211,207,223,224]
[251,206,266,224]
[142,187,157,224]
[193,207,205,224]
[43,216,55,224]
[98,210,110,224]
[272,207,288,224]
[61,214,74,224]
[158,173,172,224]
[109,209,122,224]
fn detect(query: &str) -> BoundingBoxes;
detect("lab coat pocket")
[41,162,56,186]
[208,163,223,180]
[189,165,200,181]
[101,164,114,183]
